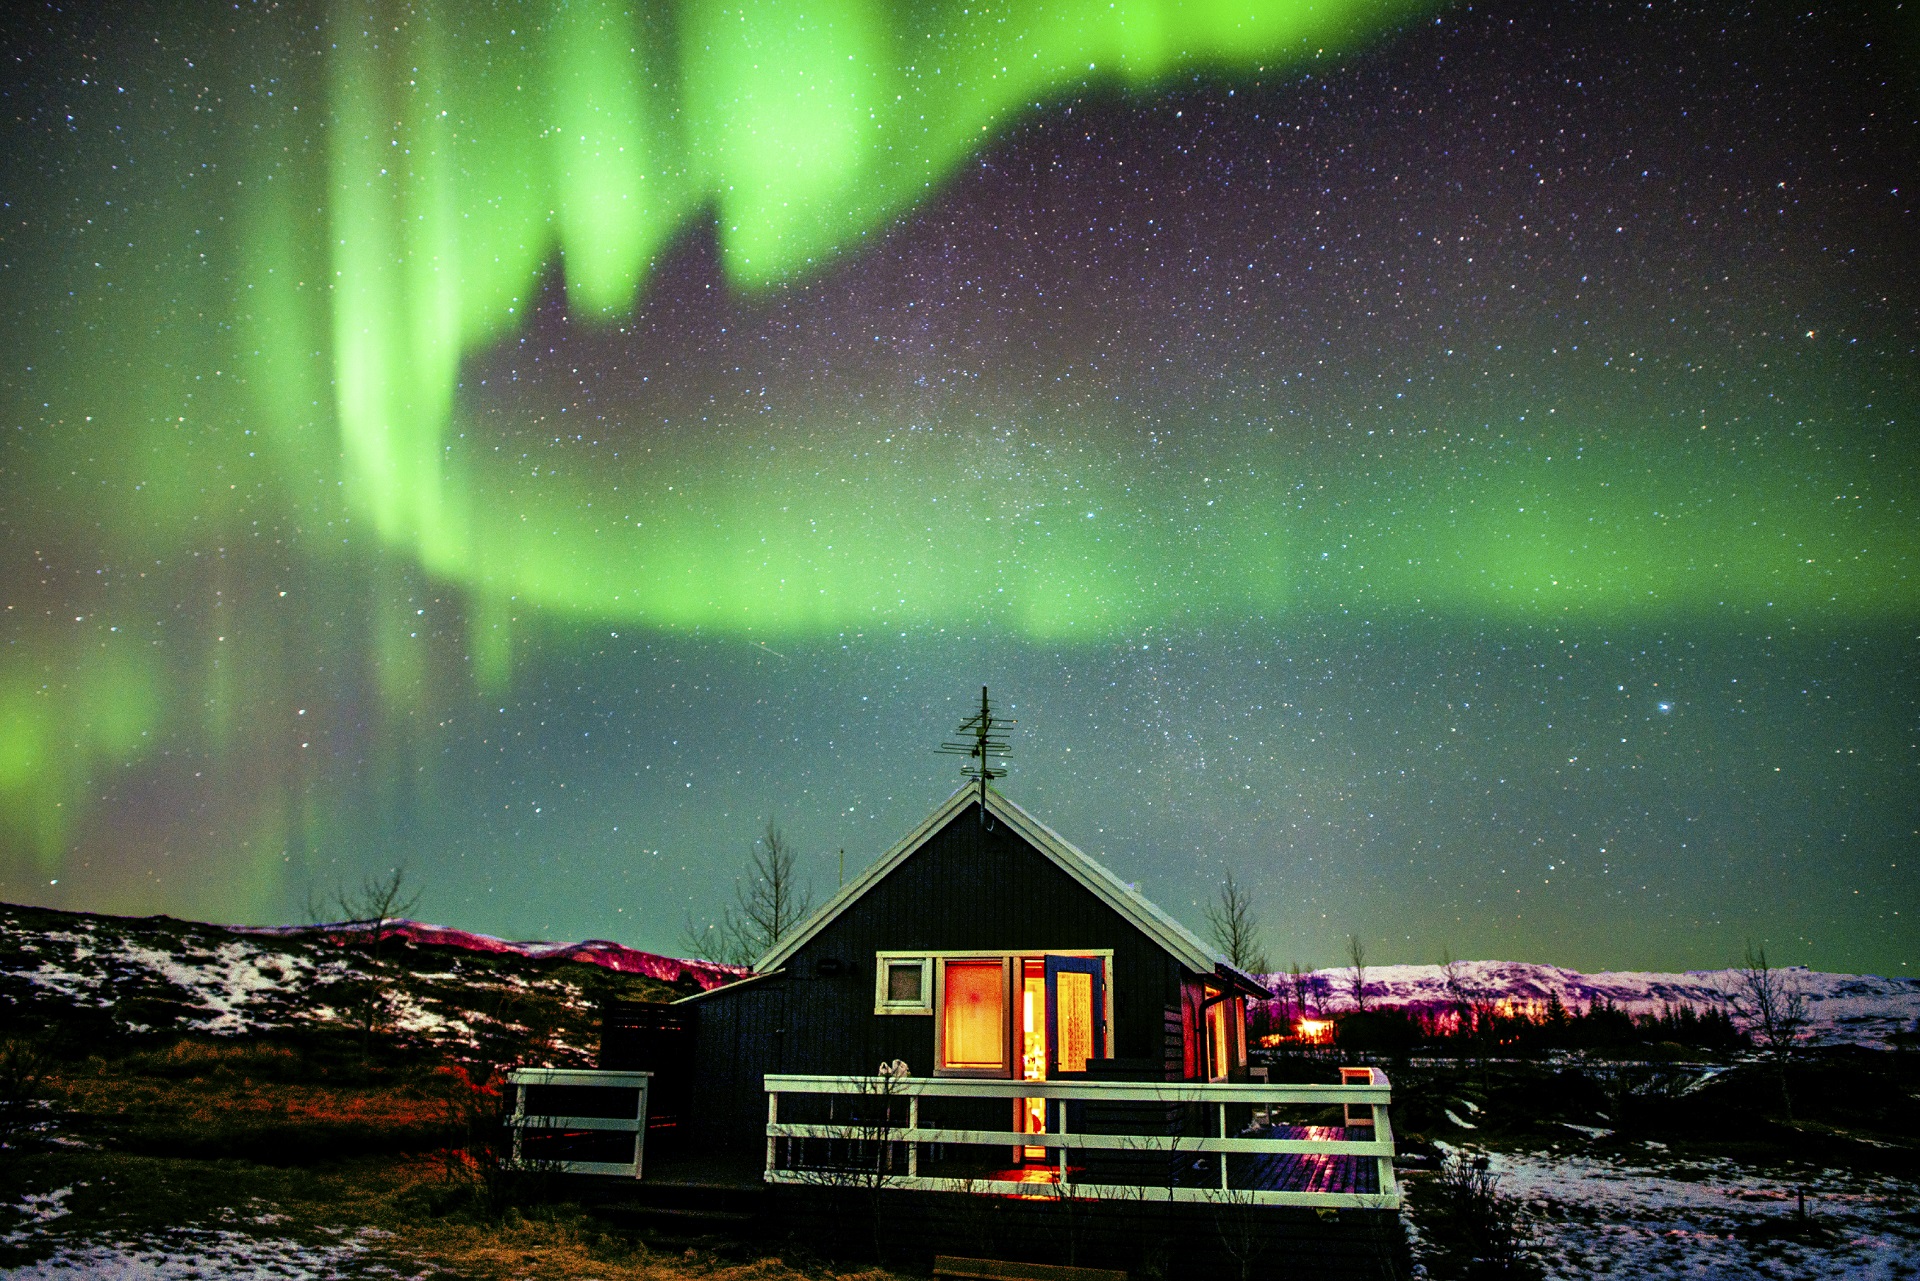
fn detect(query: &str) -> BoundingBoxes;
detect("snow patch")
[0,1228,422,1280]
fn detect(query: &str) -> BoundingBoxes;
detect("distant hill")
[9,900,1914,1054]
[231,918,744,989]
[1257,959,1920,1049]
[0,901,730,1063]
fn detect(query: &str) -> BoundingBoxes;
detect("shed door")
[1044,955,1107,1074]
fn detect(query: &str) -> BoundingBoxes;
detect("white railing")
[763,1068,1398,1210]
[508,1067,650,1178]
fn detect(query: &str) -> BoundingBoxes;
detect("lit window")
[937,958,1010,1074]
[873,954,932,1014]
[1207,997,1231,1081]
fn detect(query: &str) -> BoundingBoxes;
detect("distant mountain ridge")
[229,918,744,991]
[7,900,1915,1050]
[1256,959,1920,1049]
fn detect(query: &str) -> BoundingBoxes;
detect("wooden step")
[935,1256,1127,1281]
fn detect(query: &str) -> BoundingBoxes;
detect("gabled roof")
[754,785,1268,998]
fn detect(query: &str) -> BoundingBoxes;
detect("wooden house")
[580,783,1404,1278]
[676,784,1272,1162]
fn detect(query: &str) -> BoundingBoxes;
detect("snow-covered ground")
[1414,1141,1920,1280]
[0,1227,423,1281]
[1262,960,1920,1048]
[1,1193,422,1281]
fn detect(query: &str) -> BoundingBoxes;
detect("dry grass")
[45,1060,464,1160]
[393,1217,899,1281]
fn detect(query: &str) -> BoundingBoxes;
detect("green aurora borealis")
[2,0,1915,971]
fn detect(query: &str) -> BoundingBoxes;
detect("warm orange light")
[1297,1018,1334,1044]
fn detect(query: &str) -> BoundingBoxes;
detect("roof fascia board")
[982,793,1221,974]
[673,967,786,1005]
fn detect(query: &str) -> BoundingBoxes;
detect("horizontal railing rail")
[763,1068,1398,1210]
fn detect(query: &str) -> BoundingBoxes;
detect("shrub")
[0,1039,48,1144]
[1414,1153,1538,1280]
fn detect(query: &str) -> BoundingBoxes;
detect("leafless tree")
[1724,942,1808,1118]
[1346,934,1371,1013]
[786,1063,908,1262]
[1287,962,1314,1023]
[684,820,816,969]
[310,867,420,1055]
[1440,948,1475,1035]
[1203,870,1271,976]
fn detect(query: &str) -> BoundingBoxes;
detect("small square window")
[887,962,924,1004]
[874,954,932,1014]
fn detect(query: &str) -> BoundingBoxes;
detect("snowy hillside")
[231,918,742,989]
[0,902,700,1059]
[1257,959,1920,1048]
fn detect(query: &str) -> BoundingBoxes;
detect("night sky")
[2,0,1914,975]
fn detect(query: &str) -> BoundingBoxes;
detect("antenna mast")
[937,685,1013,822]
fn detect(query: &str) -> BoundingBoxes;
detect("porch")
[763,1067,1399,1210]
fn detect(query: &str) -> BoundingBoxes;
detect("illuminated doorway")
[1013,954,1108,1164]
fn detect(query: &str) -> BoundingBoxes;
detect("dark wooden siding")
[685,800,1202,1154]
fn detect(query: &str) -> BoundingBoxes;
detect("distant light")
[1657,701,1673,713]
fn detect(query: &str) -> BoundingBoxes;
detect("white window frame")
[933,955,1015,1078]
[922,950,1115,1079]
[873,953,934,1015]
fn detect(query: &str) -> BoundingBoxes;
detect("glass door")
[1045,954,1106,1074]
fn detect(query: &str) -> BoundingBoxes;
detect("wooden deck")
[534,1069,1408,1278]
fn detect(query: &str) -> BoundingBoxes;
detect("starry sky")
[1,0,1915,975]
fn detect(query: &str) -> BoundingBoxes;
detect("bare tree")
[784,1063,908,1262]
[1203,870,1271,975]
[1724,942,1807,1119]
[1287,962,1314,1023]
[1440,948,1475,1036]
[683,820,816,969]
[310,867,421,1056]
[1345,934,1371,1013]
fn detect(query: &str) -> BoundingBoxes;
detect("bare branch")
[1202,870,1270,975]
[1721,941,1807,1118]
[1345,934,1370,1013]
[686,821,817,969]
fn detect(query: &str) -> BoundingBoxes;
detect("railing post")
[1373,1100,1398,1205]
[1219,1102,1229,1191]
[908,1095,919,1178]
[766,1090,779,1177]
[1057,1102,1069,1185]
[511,1080,525,1168]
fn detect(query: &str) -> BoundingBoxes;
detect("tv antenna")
[937,685,1013,821]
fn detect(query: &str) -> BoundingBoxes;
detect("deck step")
[611,1205,759,1225]
[935,1256,1127,1281]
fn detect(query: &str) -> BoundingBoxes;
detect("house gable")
[757,786,1257,991]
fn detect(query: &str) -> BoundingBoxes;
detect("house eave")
[672,966,786,1004]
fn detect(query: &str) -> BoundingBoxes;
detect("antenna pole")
[978,685,990,813]
[935,684,1014,825]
